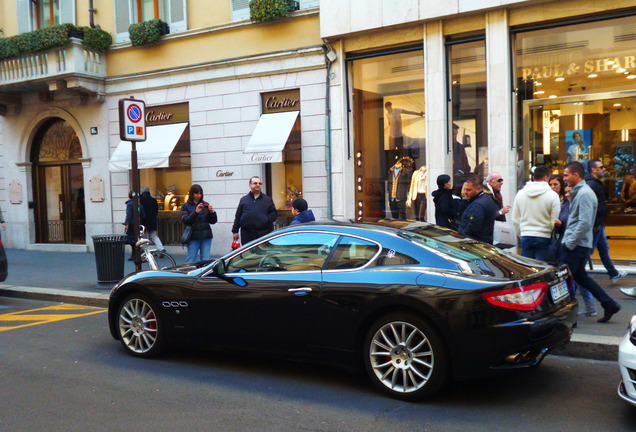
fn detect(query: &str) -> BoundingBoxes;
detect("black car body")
[108,220,577,400]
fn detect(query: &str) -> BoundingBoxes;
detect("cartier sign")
[261,89,300,114]
[522,56,636,81]
[145,102,189,126]
[216,170,234,177]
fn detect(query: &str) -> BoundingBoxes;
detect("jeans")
[186,238,212,263]
[561,245,614,307]
[520,236,551,261]
[592,226,619,278]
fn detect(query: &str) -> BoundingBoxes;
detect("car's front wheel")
[363,313,448,400]
[117,294,165,358]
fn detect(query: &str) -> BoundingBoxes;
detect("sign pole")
[119,96,146,273]
[131,141,141,272]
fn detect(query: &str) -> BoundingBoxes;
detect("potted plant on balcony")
[0,24,111,60]
[249,0,299,23]
[128,19,170,47]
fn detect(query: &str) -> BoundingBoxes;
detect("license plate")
[550,281,569,303]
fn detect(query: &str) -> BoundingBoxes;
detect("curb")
[0,284,621,362]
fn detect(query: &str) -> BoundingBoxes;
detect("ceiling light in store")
[614,103,622,107]
[452,80,458,84]
[555,77,565,82]
[617,68,627,73]
[607,60,615,65]
[549,95,557,99]
[535,82,542,86]
[534,91,545,95]
[628,75,636,79]
[588,74,598,78]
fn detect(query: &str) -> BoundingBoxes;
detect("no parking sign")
[119,98,146,141]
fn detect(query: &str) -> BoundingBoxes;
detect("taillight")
[482,282,548,311]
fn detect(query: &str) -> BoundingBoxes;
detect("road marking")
[0,304,106,331]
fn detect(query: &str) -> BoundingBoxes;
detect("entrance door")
[34,164,85,244]
[32,119,85,244]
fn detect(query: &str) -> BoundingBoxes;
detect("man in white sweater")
[510,165,561,260]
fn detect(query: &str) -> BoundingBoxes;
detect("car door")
[189,231,339,354]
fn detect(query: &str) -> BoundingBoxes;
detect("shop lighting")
[628,75,636,79]
[535,82,542,86]
[588,74,598,78]
[614,103,622,107]
[534,90,545,95]
[555,77,565,82]
[617,68,627,73]
[549,95,557,99]
[623,129,630,141]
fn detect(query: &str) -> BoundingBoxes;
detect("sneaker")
[578,309,598,317]
[610,270,629,284]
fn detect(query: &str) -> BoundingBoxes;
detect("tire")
[141,250,176,270]
[117,294,166,358]
[363,313,448,400]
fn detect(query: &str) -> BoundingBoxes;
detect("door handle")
[288,287,312,296]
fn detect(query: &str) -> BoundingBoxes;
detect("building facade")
[0,0,327,252]
[322,0,636,260]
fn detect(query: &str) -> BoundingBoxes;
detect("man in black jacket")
[585,159,626,283]
[232,176,278,245]
[458,175,499,244]
[140,186,164,252]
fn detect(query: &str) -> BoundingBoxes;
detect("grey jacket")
[562,181,597,250]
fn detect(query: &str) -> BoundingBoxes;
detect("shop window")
[448,39,488,186]
[114,0,186,43]
[349,48,426,221]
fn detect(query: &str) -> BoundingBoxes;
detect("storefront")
[515,14,636,257]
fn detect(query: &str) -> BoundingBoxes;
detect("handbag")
[546,229,563,265]
[180,226,193,245]
[493,220,516,249]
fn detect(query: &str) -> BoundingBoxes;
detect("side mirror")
[212,259,226,276]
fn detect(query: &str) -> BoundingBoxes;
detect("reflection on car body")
[108,219,577,400]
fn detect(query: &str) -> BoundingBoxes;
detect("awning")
[243,111,299,164]
[108,122,189,171]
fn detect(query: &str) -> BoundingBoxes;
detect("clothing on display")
[408,166,427,221]
[387,157,414,219]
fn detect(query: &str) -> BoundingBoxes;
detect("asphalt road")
[1,297,636,432]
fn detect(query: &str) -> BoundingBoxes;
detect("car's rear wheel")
[117,294,165,358]
[363,313,448,400]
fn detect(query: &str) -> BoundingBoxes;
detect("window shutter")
[169,0,187,33]
[114,0,132,43]
[16,0,32,34]
[231,0,250,22]
[59,0,76,24]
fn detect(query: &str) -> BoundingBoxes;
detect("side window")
[226,232,339,273]
[114,0,186,43]
[17,0,75,33]
[324,236,380,270]
[371,249,419,267]
[231,0,250,22]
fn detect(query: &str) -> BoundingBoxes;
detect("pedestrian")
[585,159,627,283]
[510,165,561,260]
[432,174,456,229]
[561,161,621,323]
[483,172,511,220]
[180,184,218,263]
[0,203,5,233]
[124,191,146,261]
[458,175,499,244]
[232,176,277,246]
[140,186,164,252]
[289,198,315,225]
[549,174,566,204]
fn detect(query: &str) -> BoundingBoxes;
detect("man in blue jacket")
[458,175,498,244]
[289,198,315,225]
[232,176,277,245]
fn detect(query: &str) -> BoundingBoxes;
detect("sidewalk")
[0,248,634,361]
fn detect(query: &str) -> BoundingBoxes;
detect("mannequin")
[407,166,427,221]
[387,157,414,219]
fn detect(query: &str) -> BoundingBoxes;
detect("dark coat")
[125,199,146,244]
[140,191,159,231]
[180,201,218,241]
[289,209,315,226]
[231,192,277,235]
[584,173,607,228]
[432,188,456,229]
[458,191,499,244]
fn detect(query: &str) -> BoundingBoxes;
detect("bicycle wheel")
[141,250,177,270]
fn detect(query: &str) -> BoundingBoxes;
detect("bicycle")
[136,225,177,270]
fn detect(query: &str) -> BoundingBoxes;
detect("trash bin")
[92,234,127,289]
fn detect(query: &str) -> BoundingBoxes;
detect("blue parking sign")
[127,125,134,135]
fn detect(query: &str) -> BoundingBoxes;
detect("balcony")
[0,38,106,114]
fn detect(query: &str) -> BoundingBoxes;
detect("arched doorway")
[31,118,85,244]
